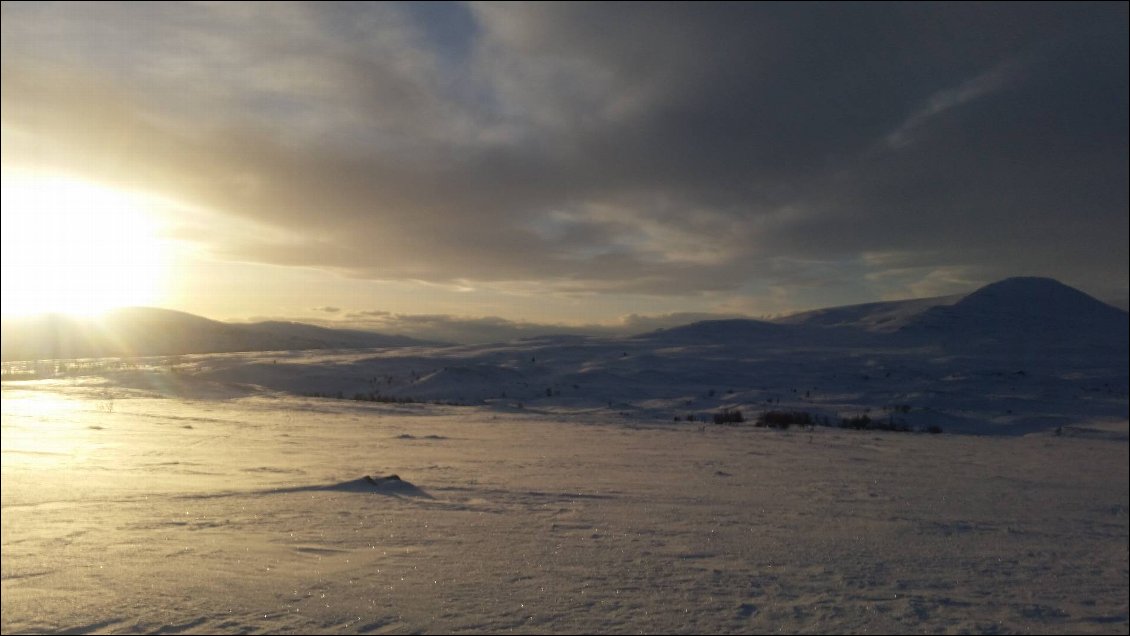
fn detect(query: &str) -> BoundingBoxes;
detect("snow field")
[3,385,1127,634]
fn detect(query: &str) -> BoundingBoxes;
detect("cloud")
[884,59,1021,150]
[312,306,341,314]
[2,2,1126,309]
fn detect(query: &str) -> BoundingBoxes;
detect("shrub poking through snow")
[713,409,744,425]
[840,414,872,430]
[838,413,925,433]
[756,410,813,429]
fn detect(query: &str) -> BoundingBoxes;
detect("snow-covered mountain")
[0,307,435,361]
[670,277,1128,352]
[896,277,1129,351]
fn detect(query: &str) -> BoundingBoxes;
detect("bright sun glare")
[1,174,170,317]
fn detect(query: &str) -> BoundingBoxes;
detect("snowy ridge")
[3,278,1126,435]
[774,294,962,332]
[0,307,436,361]
[636,318,790,342]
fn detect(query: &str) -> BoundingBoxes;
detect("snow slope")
[774,294,962,333]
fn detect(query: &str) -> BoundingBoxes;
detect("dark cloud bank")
[2,2,1126,309]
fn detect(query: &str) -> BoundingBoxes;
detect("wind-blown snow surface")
[2,278,1127,633]
[1,383,1127,634]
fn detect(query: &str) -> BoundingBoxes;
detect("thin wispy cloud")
[885,59,1022,150]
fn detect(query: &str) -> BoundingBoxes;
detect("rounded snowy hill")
[897,277,1129,351]
[630,277,1127,355]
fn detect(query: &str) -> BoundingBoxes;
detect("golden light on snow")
[1,174,171,316]
[0,389,94,468]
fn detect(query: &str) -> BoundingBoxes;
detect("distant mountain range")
[0,307,436,362]
[2,278,1125,362]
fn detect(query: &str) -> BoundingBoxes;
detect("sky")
[1,2,1127,339]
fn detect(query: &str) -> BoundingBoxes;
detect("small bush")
[869,417,911,432]
[840,414,872,430]
[713,409,744,425]
[308,391,422,404]
[838,413,920,433]
[756,410,814,429]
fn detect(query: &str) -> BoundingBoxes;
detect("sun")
[1,174,171,317]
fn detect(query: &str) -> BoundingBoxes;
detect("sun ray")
[1,173,171,317]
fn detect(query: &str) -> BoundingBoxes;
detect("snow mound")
[287,475,433,498]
